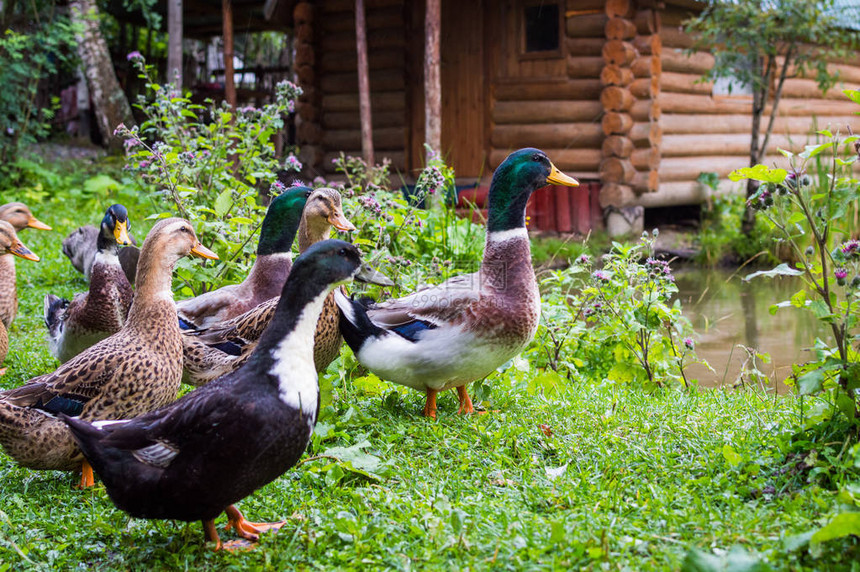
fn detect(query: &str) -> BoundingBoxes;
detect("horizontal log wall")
[317,0,408,174]
[488,0,611,181]
[638,0,860,208]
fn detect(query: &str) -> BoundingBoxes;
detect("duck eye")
[338,248,347,256]
[532,153,543,162]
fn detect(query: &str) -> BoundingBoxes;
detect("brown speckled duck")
[181,187,356,385]
[176,186,354,331]
[0,218,217,488]
[0,202,51,328]
[335,148,579,418]
[0,221,40,376]
[44,205,135,363]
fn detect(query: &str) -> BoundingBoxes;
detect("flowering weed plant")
[116,54,303,294]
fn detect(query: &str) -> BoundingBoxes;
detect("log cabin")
[269,0,860,235]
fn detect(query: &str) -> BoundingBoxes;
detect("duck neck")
[0,254,16,327]
[242,252,292,300]
[126,252,179,334]
[247,275,334,419]
[482,227,534,292]
[298,217,331,252]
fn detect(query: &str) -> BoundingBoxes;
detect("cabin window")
[712,54,753,96]
[521,2,561,56]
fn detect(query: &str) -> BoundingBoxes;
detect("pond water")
[674,267,828,391]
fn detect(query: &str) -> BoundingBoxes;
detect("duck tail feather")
[334,289,383,352]
[43,294,69,334]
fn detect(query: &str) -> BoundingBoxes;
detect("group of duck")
[0,148,579,550]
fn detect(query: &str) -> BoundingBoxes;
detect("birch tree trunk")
[70,0,134,149]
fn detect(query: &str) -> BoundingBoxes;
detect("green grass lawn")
[0,162,857,570]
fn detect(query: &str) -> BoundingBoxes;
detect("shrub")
[116,55,303,295]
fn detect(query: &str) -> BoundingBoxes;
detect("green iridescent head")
[486,148,578,233]
[257,186,314,256]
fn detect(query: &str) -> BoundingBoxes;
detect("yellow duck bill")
[328,210,356,232]
[546,163,579,187]
[114,221,132,245]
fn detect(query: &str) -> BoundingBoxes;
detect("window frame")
[518,0,564,61]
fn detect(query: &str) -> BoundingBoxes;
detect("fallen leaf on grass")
[538,424,553,437]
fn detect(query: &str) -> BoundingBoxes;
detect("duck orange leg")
[422,389,438,419]
[0,367,6,376]
[224,504,285,542]
[203,519,223,550]
[456,385,474,414]
[76,460,95,489]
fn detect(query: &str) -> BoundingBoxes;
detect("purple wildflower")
[683,337,694,350]
[592,270,609,282]
[578,254,590,265]
[285,155,302,170]
[126,51,143,62]
[841,240,860,258]
[836,268,848,285]
[113,123,126,136]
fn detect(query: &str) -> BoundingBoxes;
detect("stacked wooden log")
[488,0,605,179]
[599,0,660,209]
[654,0,860,206]
[316,0,407,174]
[294,2,322,173]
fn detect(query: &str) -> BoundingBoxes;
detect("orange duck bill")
[190,242,219,260]
[27,216,52,231]
[10,240,39,261]
[328,210,356,232]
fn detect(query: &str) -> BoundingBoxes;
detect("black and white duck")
[62,239,362,549]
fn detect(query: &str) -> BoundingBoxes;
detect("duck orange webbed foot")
[76,461,95,489]
[225,505,285,542]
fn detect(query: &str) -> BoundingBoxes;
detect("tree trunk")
[741,57,766,237]
[70,0,134,149]
[424,0,441,159]
[355,0,374,165]
[222,0,236,109]
[167,0,183,89]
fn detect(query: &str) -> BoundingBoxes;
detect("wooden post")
[222,0,236,109]
[167,0,182,91]
[355,0,375,165]
[424,0,441,161]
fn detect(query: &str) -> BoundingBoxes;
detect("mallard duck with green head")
[0,221,40,376]
[181,187,359,385]
[0,218,217,488]
[62,239,362,550]
[336,148,579,418]
[176,186,354,331]
[44,204,135,363]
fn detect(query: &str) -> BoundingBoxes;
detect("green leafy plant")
[116,54,303,295]
[729,103,860,551]
[0,19,78,177]
[729,120,860,424]
[532,233,701,389]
